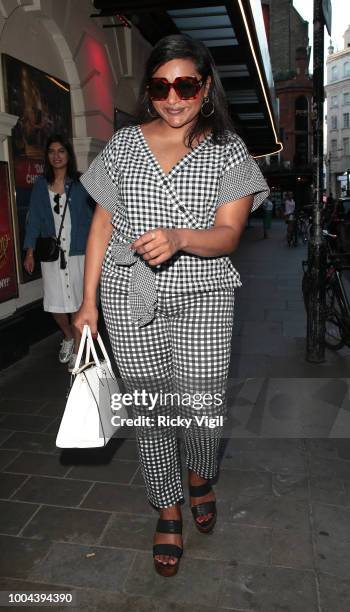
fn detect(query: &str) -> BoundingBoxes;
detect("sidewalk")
[231,218,350,377]
[0,220,349,611]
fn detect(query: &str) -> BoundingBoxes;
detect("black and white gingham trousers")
[101,270,234,508]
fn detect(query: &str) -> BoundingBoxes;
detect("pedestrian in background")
[23,134,94,371]
[262,196,273,238]
[284,191,296,245]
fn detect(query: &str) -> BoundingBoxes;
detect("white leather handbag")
[56,325,128,448]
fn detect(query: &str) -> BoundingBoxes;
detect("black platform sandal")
[153,518,183,577]
[189,481,217,534]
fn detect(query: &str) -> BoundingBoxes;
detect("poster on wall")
[0,162,18,303]
[2,54,73,282]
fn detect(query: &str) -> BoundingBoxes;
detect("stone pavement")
[0,219,349,611]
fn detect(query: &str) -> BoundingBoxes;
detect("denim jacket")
[23,176,94,255]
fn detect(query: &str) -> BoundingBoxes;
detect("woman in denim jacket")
[23,134,94,370]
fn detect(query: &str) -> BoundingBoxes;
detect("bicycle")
[302,229,350,350]
[296,211,311,244]
[286,211,311,247]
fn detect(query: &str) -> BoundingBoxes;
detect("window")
[344,113,350,128]
[344,137,350,156]
[331,65,338,81]
[344,92,350,105]
[344,62,350,77]
[331,115,337,129]
[331,95,338,107]
[331,139,337,153]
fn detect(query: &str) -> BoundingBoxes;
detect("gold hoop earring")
[201,96,215,118]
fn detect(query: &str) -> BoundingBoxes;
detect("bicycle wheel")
[325,310,345,350]
[300,220,309,243]
[325,279,346,350]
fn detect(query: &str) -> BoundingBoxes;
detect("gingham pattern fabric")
[110,242,156,326]
[100,274,234,508]
[80,125,269,294]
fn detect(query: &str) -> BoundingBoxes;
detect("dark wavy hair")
[135,34,234,148]
[43,134,79,184]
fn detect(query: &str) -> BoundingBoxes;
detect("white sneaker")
[67,353,78,372]
[59,338,74,363]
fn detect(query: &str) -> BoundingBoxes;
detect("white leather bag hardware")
[56,325,128,448]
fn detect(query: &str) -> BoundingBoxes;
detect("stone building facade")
[0,0,151,365]
[261,0,309,79]
[261,0,312,210]
[325,26,350,197]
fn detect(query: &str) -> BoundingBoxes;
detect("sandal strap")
[189,481,212,497]
[153,543,183,558]
[191,500,216,519]
[156,518,182,534]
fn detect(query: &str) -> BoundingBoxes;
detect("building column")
[0,112,18,159]
[73,137,107,172]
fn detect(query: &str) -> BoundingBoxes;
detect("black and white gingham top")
[80,125,269,294]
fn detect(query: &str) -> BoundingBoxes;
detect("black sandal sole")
[153,517,183,577]
[154,559,180,577]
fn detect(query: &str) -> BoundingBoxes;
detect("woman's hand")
[131,228,182,266]
[24,250,35,274]
[74,301,99,337]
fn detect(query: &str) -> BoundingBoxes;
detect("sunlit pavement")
[0,219,349,611]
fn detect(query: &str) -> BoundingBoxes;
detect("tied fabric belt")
[110,242,157,327]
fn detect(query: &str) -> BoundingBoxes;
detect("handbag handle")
[72,324,89,373]
[71,325,114,377]
[86,326,114,377]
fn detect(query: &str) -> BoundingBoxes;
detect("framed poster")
[2,54,73,282]
[0,162,18,303]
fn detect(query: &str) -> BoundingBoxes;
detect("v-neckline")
[137,124,212,179]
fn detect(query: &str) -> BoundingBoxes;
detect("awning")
[93,0,281,156]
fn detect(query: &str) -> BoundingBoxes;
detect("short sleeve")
[80,133,121,214]
[217,135,269,212]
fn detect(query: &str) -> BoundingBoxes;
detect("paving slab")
[185,521,271,565]
[0,414,55,433]
[0,472,28,498]
[221,439,307,474]
[214,467,272,500]
[0,398,46,415]
[219,492,310,531]
[1,431,58,454]
[0,500,40,536]
[80,482,155,515]
[66,459,138,485]
[218,564,318,611]
[21,506,111,545]
[312,502,350,578]
[318,572,350,612]
[124,552,224,607]
[271,528,314,570]
[0,535,52,579]
[0,449,20,470]
[0,429,12,445]
[12,475,93,507]
[4,452,70,477]
[28,541,135,592]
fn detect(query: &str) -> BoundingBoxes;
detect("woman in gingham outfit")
[76,34,269,577]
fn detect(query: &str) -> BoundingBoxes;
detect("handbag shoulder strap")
[56,181,74,244]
